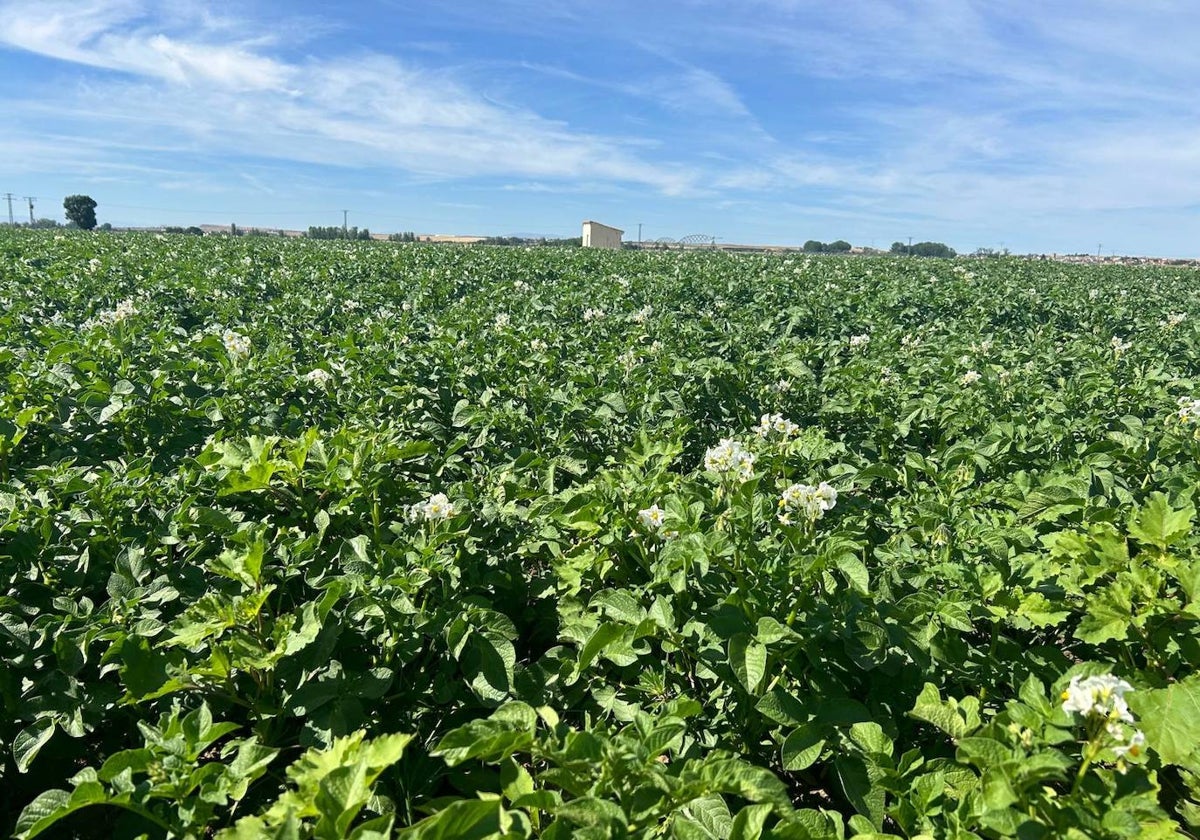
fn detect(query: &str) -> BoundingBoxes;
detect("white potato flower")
[222,329,251,356]
[411,492,456,522]
[1112,730,1146,758]
[1111,336,1132,355]
[638,504,666,532]
[755,413,800,439]
[1177,396,1200,424]
[849,333,871,350]
[583,307,605,322]
[1061,674,1134,722]
[530,338,548,353]
[704,438,756,482]
[303,368,333,386]
[494,313,510,328]
[960,370,982,385]
[779,481,838,522]
[1162,313,1186,328]
[112,299,137,321]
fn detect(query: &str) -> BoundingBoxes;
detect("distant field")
[2,230,1199,838]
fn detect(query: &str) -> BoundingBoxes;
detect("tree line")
[802,240,852,253]
[891,241,957,258]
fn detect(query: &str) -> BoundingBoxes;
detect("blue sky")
[1,1,1198,256]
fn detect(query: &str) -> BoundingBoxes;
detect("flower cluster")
[778,481,838,524]
[583,307,605,322]
[222,329,251,356]
[1177,396,1200,424]
[631,305,653,324]
[1061,673,1146,761]
[1111,336,1132,355]
[638,504,665,532]
[1061,674,1133,721]
[303,368,333,386]
[1162,312,1186,328]
[83,299,137,330]
[754,413,800,439]
[494,313,510,329]
[849,333,871,350]
[409,492,456,522]
[960,369,982,386]
[529,338,548,353]
[704,438,756,483]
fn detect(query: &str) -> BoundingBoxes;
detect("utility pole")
[637,222,642,245]
[908,235,913,255]
[342,210,348,233]
[24,196,36,225]
[3,193,13,225]
[1096,243,1102,259]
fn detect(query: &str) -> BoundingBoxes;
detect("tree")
[827,240,852,253]
[63,195,98,230]
[803,240,825,253]
[911,241,956,258]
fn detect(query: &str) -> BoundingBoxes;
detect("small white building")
[582,220,623,249]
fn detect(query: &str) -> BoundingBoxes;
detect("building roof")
[582,220,624,234]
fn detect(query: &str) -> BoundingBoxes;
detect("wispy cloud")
[0,0,696,193]
[2,0,1198,254]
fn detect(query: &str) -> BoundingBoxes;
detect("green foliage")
[1,230,1199,836]
[63,195,98,230]
[802,240,852,254]
[308,225,373,241]
[890,241,956,258]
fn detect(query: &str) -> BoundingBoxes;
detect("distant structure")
[582,220,623,249]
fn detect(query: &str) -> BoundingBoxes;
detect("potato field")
[3,230,1200,838]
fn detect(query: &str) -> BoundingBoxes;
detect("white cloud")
[0,0,695,193]
[3,0,1199,253]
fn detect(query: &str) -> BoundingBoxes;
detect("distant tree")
[388,231,417,242]
[99,222,113,232]
[827,240,852,253]
[63,195,98,230]
[803,240,825,253]
[890,241,908,255]
[911,241,956,258]
[31,218,61,229]
[186,226,203,236]
[306,225,371,240]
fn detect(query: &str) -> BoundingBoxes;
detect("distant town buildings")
[582,220,623,249]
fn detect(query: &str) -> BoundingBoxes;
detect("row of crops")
[2,229,1200,837]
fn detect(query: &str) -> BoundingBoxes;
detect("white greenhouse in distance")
[582,220,623,249]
